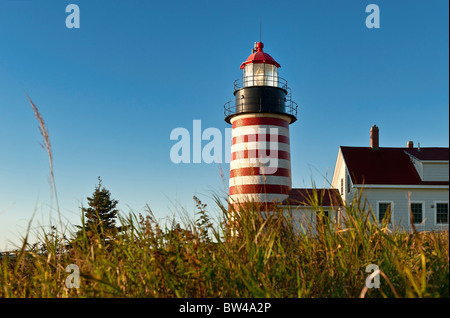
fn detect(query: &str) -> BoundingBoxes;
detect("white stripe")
[230,158,291,171]
[230,113,292,122]
[231,141,290,153]
[229,193,290,203]
[229,175,292,187]
[232,125,290,139]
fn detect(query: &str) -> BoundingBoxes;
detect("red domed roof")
[240,42,281,70]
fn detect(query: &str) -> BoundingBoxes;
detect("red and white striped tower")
[224,41,298,210]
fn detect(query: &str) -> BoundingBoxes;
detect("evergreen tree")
[80,177,119,239]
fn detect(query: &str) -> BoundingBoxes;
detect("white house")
[331,125,449,232]
[281,188,344,234]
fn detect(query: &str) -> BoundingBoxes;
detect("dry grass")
[27,94,61,217]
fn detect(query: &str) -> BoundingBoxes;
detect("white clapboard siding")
[422,162,449,182]
[282,205,343,235]
[356,187,449,232]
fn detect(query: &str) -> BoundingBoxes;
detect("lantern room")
[241,42,280,87]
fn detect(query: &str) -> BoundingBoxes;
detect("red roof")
[341,146,449,186]
[240,42,281,70]
[404,148,449,161]
[283,188,343,207]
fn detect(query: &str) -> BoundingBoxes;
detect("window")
[340,178,344,195]
[316,210,329,229]
[436,203,449,224]
[273,66,279,87]
[264,64,274,86]
[243,64,253,87]
[378,202,392,223]
[315,210,329,219]
[253,64,265,86]
[410,203,423,224]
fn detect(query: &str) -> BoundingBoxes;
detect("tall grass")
[0,96,447,298]
[0,192,448,298]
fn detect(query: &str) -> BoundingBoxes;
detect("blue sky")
[0,0,448,250]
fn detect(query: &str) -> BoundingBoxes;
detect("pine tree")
[80,177,119,239]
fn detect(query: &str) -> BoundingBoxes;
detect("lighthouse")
[224,41,298,209]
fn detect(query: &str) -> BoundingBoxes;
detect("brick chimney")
[370,125,379,150]
[407,141,414,148]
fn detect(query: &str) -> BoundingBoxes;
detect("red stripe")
[232,134,289,145]
[232,117,289,129]
[229,184,291,195]
[230,167,291,178]
[232,150,290,161]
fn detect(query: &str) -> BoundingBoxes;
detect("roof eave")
[352,184,449,189]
